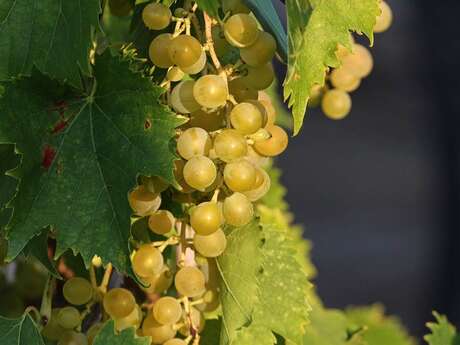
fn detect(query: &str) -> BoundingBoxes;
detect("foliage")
[424,312,460,345]
[0,312,44,345]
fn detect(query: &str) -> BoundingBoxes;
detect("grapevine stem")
[211,189,220,202]
[89,263,98,289]
[204,12,226,81]
[39,275,55,326]
[25,306,42,323]
[99,263,113,294]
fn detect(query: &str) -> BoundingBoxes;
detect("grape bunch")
[311,0,393,120]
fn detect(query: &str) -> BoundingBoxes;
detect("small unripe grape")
[194,229,227,257]
[222,0,250,14]
[181,50,206,75]
[183,156,217,191]
[103,288,136,319]
[168,35,203,68]
[212,25,233,57]
[115,305,142,331]
[214,129,247,163]
[229,78,258,102]
[223,193,254,226]
[170,80,201,114]
[177,127,212,160]
[132,244,164,278]
[341,44,373,78]
[224,160,257,192]
[187,109,226,132]
[164,339,187,345]
[230,102,264,135]
[253,125,289,157]
[242,63,275,90]
[321,89,352,120]
[63,277,93,306]
[57,331,88,345]
[142,3,172,30]
[190,202,222,235]
[242,167,271,201]
[57,307,81,329]
[193,75,228,108]
[240,31,277,67]
[330,67,361,92]
[141,266,173,294]
[142,313,176,344]
[374,1,393,33]
[128,185,161,216]
[166,67,185,82]
[175,266,206,297]
[148,210,175,235]
[224,14,259,48]
[149,33,174,68]
[153,297,182,325]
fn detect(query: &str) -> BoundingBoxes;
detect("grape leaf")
[424,312,460,345]
[345,305,415,345]
[0,52,182,276]
[0,0,100,88]
[0,144,19,230]
[23,228,60,279]
[94,321,150,345]
[0,313,45,345]
[218,220,310,345]
[283,0,379,134]
[195,0,220,18]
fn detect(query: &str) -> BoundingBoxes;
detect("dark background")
[275,0,460,336]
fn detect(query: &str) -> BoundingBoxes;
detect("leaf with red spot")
[0,53,183,275]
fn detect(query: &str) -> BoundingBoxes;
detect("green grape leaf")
[196,0,220,18]
[283,0,379,134]
[345,305,415,345]
[0,0,100,88]
[218,219,310,345]
[0,144,19,230]
[94,321,150,345]
[0,52,182,276]
[23,228,60,279]
[244,0,288,62]
[0,313,45,345]
[424,312,460,345]
[260,162,288,211]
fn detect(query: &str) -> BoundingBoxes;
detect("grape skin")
[240,31,277,67]
[374,1,393,33]
[132,244,164,278]
[149,33,174,68]
[214,129,248,163]
[175,266,206,297]
[253,125,289,157]
[224,14,260,48]
[148,210,175,235]
[230,102,264,135]
[224,160,257,192]
[183,156,217,191]
[170,80,201,114]
[321,89,352,120]
[153,297,183,325]
[103,288,136,319]
[193,75,229,109]
[177,127,212,160]
[142,3,172,30]
[193,228,227,257]
[57,307,81,329]
[223,193,254,226]
[190,202,222,236]
[142,313,177,344]
[168,35,203,68]
[63,277,93,306]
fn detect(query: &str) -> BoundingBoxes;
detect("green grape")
[190,202,222,236]
[194,288,220,312]
[183,156,217,191]
[223,192,254,226]
[153,296,182,325]
[224,160,257,192]
[173,159,195,193]
[166,67,185,82]
[341,44,373,78]
[374,1,393,33]
[240,31,277,67]
[222,0,250,14]
[132,243,164,278]
[193,75,228,108]
[108,0,134,17]
[321,89,352,120]
[148,210,175,235]
[141,265,173,294]
[57,307,81,329]
[63,277,93,306]
[177,127,212,160]
[115,305,142,331]
[168,35,203,68]
[214,129,248,163]
[128,185,161,216]
[193,228,227,257]
[149,33,174,68]
[180,50,206,75]
[229,77,258,102]
[253,125,289,157]
[179,307,205,336]
[211,25,232,57]
[87,323,103,345]
[42,309,66,341]
[187,109,226,132]
[230,102,264,134]
[16,259,47,299]
[164,339,187,345]
[330,67,361,92]
[142,3,172,30]
[170,80,201,114]
[224,14,259,48]
[175,266,206,297]
[142,312,177,344]
[242,167,271,201]
[242,63,275,90]
[103,288,136,319]
[308,84,325,108]
[57,331,88,345]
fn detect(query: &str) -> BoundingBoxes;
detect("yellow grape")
[166,67,185,82]
[308,84,324,107]
[115,305,142,331]
[214,129,248,163]
[190,202,222,236]
[330,67,361,92]
[141,265,173,294]
[229,77,258,102]
[148,210,175,235]
[240,31,277,67]
[223,192,254,226]
[193,288,220,312]
[258,92,276,125]
[175,266,206,297]
[170,80,201,114]
[57,331,87,345]
[181,50,206,75]
[153,297,182,325]
[187,109,226,132]
[253,125,288,157]
[245,145,269,167]
[321,89,352,120]
[374,1,393,33]
[183,156,217,191]
[142,313,176,344]
[242,167,271,201]
[128,185,161,216]
[193,228,227,257]
[63,277,93,306]
[230,102,264,135]
[341,44,374,78]
[103,288,136,319]
[173,159,194,193]
[57,307,81,329]
[224,160,257,192]
[142,3,172,30]
[132,244,164,278]
[168,35,203,68]
[222,0,250,14]
[224,14,259,47]
[164,339,187,345]
[177,127,212,160]
[193,75,228,109]
[149,33,174,68]
[242,63,275,90]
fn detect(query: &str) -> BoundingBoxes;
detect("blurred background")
[275,0,460,336]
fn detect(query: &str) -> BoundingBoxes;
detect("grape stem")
[204,12,226,81]
[25,306,42,324]
[99,263,113,294]
[39,275,55,328]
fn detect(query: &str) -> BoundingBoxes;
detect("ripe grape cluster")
[311,0,393,120]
